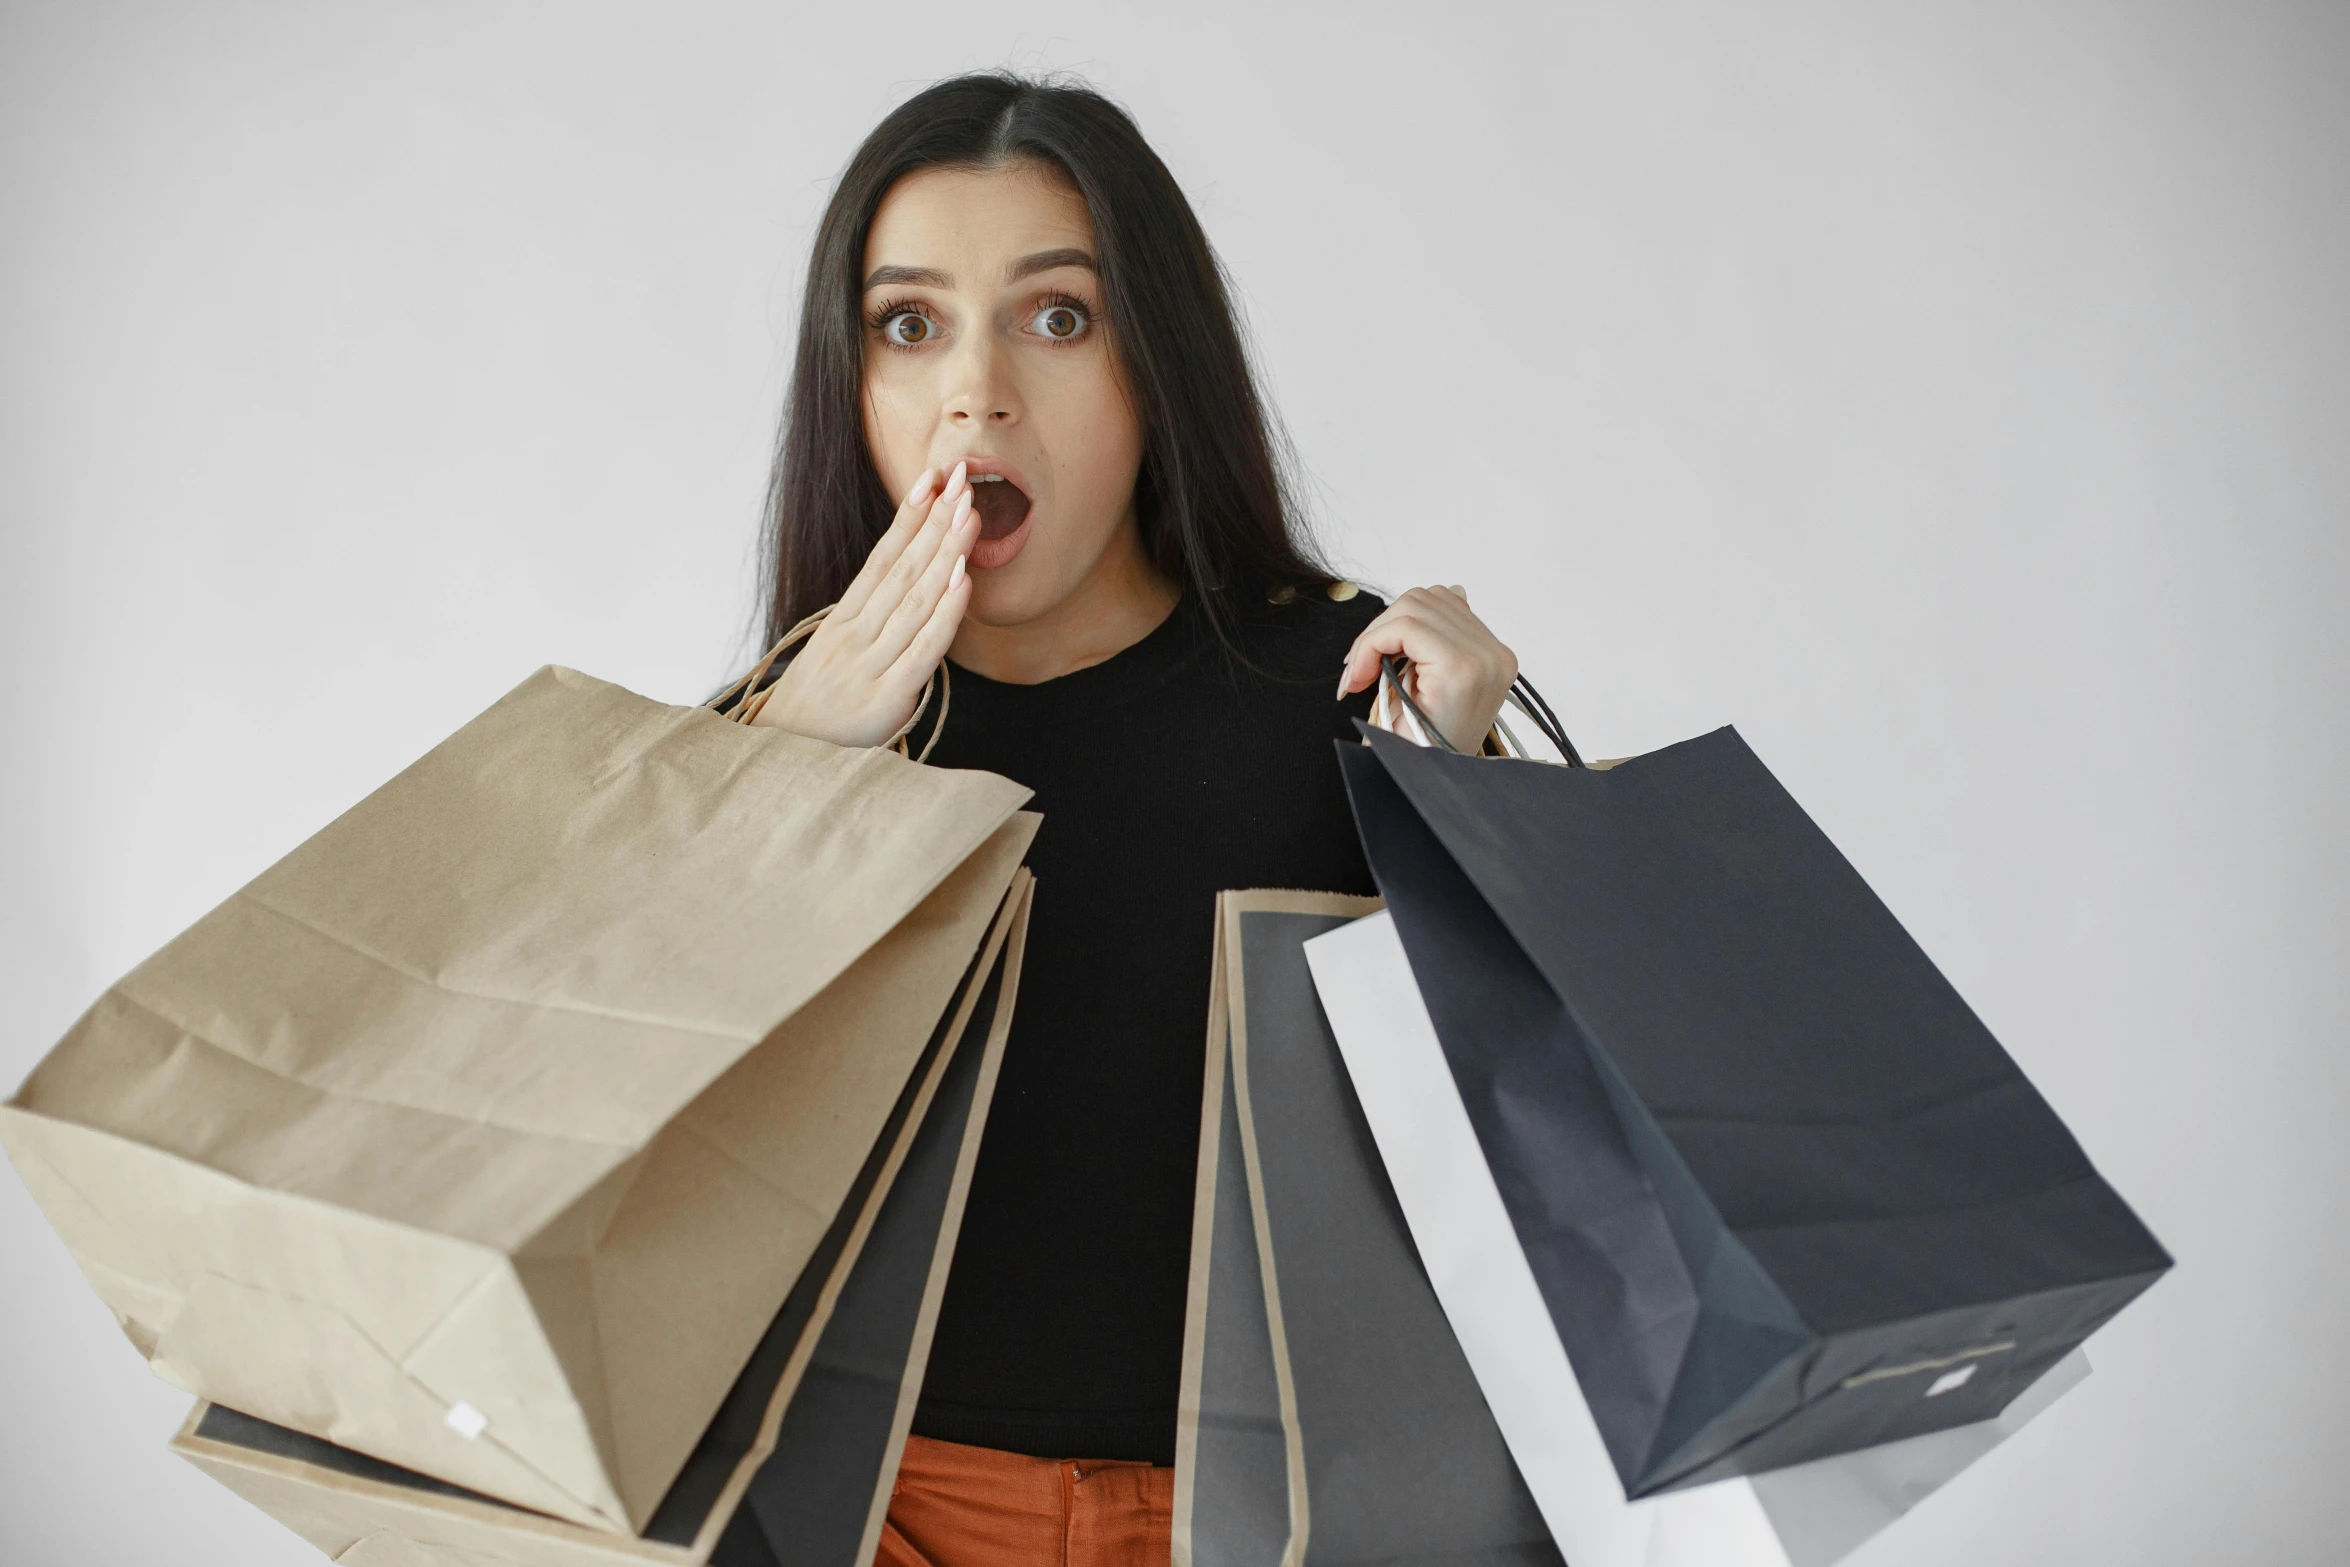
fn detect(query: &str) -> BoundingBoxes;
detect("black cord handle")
[1378,656,1584,768]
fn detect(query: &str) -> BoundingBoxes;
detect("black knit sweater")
[909,586,1383,1464]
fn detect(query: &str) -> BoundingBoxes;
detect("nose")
[941,331,1018,427]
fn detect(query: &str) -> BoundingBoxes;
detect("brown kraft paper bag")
[0,664,1038,1535]
[170,871,1036,1567]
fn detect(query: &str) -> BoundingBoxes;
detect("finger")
[1398,588,1504,663]
[874,494,978,662]
[1397,584,1479,634]
[1337,611,1425,698]
[837,468,941,620]
[885,550,973,693]
[1337,603,1411,695]
[1383,600,1510,688]
[1342,597,1485,695]
[864,465,964,610]
[1346,616,1483,744]
[856,469,970,642]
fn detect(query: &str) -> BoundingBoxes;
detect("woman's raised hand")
[1337,585,1519,752]
[750,463,978,747]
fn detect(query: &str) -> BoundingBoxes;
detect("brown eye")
[1030,303,1090,341]
[884,311,933,346]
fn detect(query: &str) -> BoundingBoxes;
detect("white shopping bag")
[1303,911,2089,1567]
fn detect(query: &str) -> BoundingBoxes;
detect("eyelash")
[1031,291,1097,342]
[866,297,935,347]
[864,291,1099,352]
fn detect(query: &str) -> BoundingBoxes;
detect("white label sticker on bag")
[445,1401,489,1439]
[1925,1365,1978,1398]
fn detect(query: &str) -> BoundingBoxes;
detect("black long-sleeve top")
[908,585,1382,1464]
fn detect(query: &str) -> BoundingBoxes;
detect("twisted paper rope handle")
[711,604,952,763]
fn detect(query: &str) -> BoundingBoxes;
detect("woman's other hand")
[751,463,978,746]
[1336,586,1518,752]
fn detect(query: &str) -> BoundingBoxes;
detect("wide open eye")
[881,309,936,347]
[1028,301,1091,342]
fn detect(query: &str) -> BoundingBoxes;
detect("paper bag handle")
[711,605,952,763]
[1371,657,1584,768]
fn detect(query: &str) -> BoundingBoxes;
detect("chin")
[963,573,1051,628]
[964,549,1082,628]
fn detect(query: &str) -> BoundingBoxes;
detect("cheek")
[861,363,937,493]
[1037,358,1144,522]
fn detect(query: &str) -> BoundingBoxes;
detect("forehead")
[863,163,1094,282]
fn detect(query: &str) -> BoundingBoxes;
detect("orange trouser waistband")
[879,1433,1173,1567]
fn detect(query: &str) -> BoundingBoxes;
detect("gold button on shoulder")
[1325,579,1360,602]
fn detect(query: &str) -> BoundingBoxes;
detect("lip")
[968,512,1032,571]
[941,453,1035,570]
[944,452,1034,498]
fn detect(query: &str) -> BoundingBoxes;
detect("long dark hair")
[757,72,1331,655]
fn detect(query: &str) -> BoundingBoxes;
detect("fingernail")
[953,490,973,528]
[950,554,967,589]
[1336,664,1351,700]
[907,469,937,505]
[944,461,968,501]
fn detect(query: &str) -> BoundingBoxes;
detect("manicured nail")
[1336,662,1352,700]
[907,469,937,505]
[950,554,967,589]
[943,461,968,501]
[953,490,973,529]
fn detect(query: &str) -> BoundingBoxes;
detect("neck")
[950,515,1181,685]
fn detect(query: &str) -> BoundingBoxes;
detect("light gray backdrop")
[2,2,2343,1563]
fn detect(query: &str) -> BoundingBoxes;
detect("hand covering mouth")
[968,473,1033,540]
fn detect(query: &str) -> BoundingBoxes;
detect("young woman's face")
[859,162,1147,627]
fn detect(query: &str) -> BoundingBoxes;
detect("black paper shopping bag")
[1337,725,2170,1499]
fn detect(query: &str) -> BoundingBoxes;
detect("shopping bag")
[1174,889,1560,1567]
[2,664,1038,1533]
[1307,908,2095,1567]
[1319,722,2170,1498]
[171,871,1034,1567]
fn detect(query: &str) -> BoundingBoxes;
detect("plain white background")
[3,2,2344,1562]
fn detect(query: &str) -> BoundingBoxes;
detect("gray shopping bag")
[1173,889,1560,1567]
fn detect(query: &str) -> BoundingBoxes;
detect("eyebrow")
[860,248,1099,292]
[1006,247,1098,282]
[863,264,951,289]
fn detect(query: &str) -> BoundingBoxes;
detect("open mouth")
[967,473,1032,540]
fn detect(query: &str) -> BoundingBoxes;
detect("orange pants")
[878,1434,1172,1567]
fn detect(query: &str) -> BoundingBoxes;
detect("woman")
[741,72,1519,1566]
